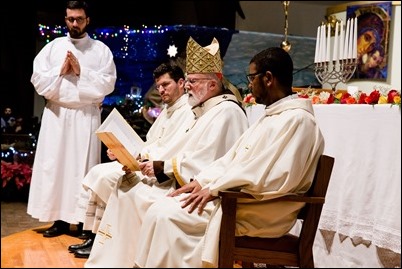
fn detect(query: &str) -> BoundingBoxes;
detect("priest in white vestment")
[85,36,249,267]
[70,61,193,257]
[133,47,325,268]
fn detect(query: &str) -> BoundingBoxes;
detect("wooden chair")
[218,155,335,268]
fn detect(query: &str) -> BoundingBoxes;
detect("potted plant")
[1,160,32,202]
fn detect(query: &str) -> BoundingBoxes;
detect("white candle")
[326,23,331,62]
[320,25,326,63]
[353,17,357,59]
[314,26,320,63]
[348,18,354,59]
[343,19,350,60]
[339,20,344,60]
[333,21,339,61]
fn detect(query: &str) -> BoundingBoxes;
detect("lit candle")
[314,26,320,63]
[339,20,344,60]
[326,23,331,62]
[353,17,357,59]
[333,21,339,61]
[348,18,354,59]
[343,19,350,60]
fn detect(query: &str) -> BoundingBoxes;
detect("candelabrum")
[315,58,358,91]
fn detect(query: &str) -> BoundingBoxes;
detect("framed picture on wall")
[347,1,392,80]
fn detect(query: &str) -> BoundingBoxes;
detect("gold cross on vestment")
[97,224,112,244]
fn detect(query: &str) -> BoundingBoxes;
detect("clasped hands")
[60,50,80,76]
[121,157,151,176]
[138,160,154,177]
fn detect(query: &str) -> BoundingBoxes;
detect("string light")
[37,24,169,42]
[35,24,235,102]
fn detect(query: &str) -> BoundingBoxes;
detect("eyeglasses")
[246,72,264,83]
[65,17,87,24]
[184,78,211,86]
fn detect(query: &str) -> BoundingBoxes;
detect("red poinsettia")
[1,160,32,189]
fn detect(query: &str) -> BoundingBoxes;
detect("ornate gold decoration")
[325,14,341,36]
[186,37,222,74]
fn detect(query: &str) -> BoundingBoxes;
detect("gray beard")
[187,95,200,107]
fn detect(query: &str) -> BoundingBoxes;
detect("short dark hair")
[66,1,90,17]
[153,60,185,82]
[250,47,293,90]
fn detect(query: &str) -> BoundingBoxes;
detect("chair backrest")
[296,154,334,267]
[218,154,335,268]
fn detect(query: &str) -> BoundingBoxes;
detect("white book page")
[96,108,145,157]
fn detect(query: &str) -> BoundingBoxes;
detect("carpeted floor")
[1,201,50,238]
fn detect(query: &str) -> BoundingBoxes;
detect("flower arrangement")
[242,87,400,107]
[243,93,256,107]
[1,160,32,189]
[298,87,401,106]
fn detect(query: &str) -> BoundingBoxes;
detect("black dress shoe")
[68,237,94,252]
[43,221,70,238]
[78,230,92,240]
[74,245,92,258]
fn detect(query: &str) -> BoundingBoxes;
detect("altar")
[246,104,401,267]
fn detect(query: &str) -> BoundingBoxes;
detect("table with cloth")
[246,104,401,268]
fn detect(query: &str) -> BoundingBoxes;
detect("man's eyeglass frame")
[65,17,87,24]
[246,72,264,83]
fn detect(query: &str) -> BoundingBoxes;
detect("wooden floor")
[1,225,87,268]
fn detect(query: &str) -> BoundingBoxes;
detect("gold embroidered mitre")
[186,36,222,74]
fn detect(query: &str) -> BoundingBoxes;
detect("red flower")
[298,93,309,99]
[297,88,400,106]
[340,92,351,104]
[1,161,32,189]
[326,94,335,104]
[358,93,367,104]
[366,90,381,104]
[387,89,400,104]
[243,93,256,107]
[345,96,356,104]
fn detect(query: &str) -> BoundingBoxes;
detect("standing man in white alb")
[85,36,249,267]
[28,0,117,238]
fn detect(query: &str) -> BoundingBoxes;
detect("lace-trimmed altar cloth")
[314,104,401,254]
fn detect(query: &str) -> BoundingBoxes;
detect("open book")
[96,108,145,171]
